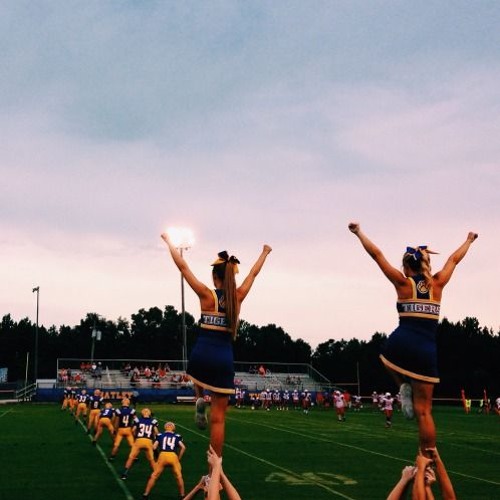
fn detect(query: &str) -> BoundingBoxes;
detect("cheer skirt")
[379,318,440,384]
[187,329,235,395]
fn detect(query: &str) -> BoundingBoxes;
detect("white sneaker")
[195,397,207,430]
[400,383,414,419]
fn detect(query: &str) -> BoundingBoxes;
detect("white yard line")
[177,423,357,499]
[76,419,135,500]
[231,417,500,487]
[0,407,14,418]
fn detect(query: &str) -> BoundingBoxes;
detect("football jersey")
[134,417,159,440]
[100,407,115,419]
[115,407,136,428]
[89,396,104,410]
[156,431,183,453]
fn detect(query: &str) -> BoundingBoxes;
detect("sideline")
[0,407,14,418]
[177,423,356,499]
[76,419,135,500]
[231,416,500,487]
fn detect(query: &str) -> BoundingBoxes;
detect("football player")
[121,408,158,479]
[92,402,115,444]
[87,389,104,434]
[109,397,136,461]
[142,422,186,499]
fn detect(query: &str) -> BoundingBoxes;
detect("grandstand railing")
[16,382,37,402]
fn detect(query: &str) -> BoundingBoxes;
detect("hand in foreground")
[467,232,478,242]
[425,466,436,486]
[416,451,434,470]
[263,244,272,254]
[401,465,417,482]
[207,445,222,469]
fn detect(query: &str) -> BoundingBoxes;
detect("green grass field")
[0,403,499,500]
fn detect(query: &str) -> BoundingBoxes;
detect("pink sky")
[1,4,499,348]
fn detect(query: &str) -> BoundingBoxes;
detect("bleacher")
[234,371,319,392]
[57,368,194,391]
[55,359,331,393]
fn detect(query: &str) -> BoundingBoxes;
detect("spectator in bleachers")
[151,373,161,389]
[161,232,272,458]
[130,371,140,387]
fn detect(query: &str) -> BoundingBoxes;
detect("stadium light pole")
[32,286,40,383]
[90,314,102,365]
[167,227,195,372]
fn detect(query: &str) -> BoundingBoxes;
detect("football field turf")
[0,403,499,499]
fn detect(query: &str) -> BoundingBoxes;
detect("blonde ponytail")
[224,263,239,339]
[419,249,433,288]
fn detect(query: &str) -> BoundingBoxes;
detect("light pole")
[32,286,40,382]
[90,314,102,365]
[167,227,195,372]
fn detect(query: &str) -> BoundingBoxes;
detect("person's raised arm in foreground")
[206,445,242,500]
[160,232,212,301]
[183,476,206,500]
[348,223,407,288]
[237,245,272,302]
[386,465,416,500]
[412,453,433,500]
[433,233,478,289]
[425,447,456,500]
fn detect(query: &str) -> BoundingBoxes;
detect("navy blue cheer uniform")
[187,289,235,395]
[380,274,440,383]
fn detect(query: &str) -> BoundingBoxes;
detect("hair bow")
[212,251,240,273]
[405,246,427,261]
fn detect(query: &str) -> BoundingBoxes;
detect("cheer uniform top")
[187,289,235,395]
[380,274,440,383]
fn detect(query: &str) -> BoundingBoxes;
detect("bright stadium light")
[166,227,195,250]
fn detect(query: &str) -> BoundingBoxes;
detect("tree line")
[1,308,498,397]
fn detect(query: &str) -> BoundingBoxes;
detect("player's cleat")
[91,440,96,446]
[142,495,149,499]
[121,473,127,480]
[108,456,115,462]
[195,397,207,430]
[400,382,414,419]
